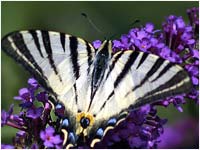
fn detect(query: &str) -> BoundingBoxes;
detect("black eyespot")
[80,117,90,129]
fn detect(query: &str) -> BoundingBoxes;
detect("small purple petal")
[28,78,39,89]
[45,126,55,135]
[1,144,15,149]
[44,140,54,148]
[191,49,199,59]
[191,76,199,85]
[175,17,185,29]
[176,106,183,112]
[52,135,62,144]
[36,92,48,103]
[26,107,43,119]
[145,23,154,33]
[40,131,46,140]
[187,39,195,45]
[13,96,23,101]
[137,30,147,40]
[92,40,102,49]
[19,88,29,97]
[1,104,14,126]
[31,143,39,149]
[16,130,26,137]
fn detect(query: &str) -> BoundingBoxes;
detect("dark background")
[1,1,199,148]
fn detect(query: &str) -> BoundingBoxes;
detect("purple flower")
[1,104,14,126]
[92,40,102,49]
[16,130,26,138]
[175,17,185,29]
[144,23,154,33]
[120,34,132,49]
[1,144,15,149]
[40,126,62,148]
[135,38,151,52]
[31,143,39,149]
[162,15,196,53]
[28,78,39,90]
[36,91,48,103]
[26,107,43,119]
[14,88,34,108]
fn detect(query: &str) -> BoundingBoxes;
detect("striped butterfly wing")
[89,50,192,131]
[2,30,95,112]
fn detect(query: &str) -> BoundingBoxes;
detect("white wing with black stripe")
[90,50,192,121]
[2,30,95,114]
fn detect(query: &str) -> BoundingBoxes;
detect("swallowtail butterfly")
[2,30,192,148]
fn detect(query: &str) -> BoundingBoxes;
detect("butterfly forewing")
[91,50,192,121]
[2,30,95,108]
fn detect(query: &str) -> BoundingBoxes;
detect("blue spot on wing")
[62,119,69,127]
[96,128,104,137]
[107,118,117,126]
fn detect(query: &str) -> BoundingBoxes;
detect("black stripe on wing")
[105,50,125,81]
[41,30,62,82]
[114,51,139,88]
[29,30,44,58]
[73,84,78,104]
[98,91,114,112]
[86,41,93,74]
[132,57,165,92]
[69,36,80,79]
[136,52,148,69]
[151,63,173,82]
[60,32,66,52]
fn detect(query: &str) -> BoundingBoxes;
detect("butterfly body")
[2,30,192,148]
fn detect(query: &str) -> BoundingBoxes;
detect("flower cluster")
[1,7,199,149]
[1,78,62,149]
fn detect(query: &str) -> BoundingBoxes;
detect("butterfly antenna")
[81,13,104,36]
[129,19,140,27]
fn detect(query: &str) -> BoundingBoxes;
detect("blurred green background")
[1,1,199,148]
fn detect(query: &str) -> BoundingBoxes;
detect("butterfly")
[1,30,192,148]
